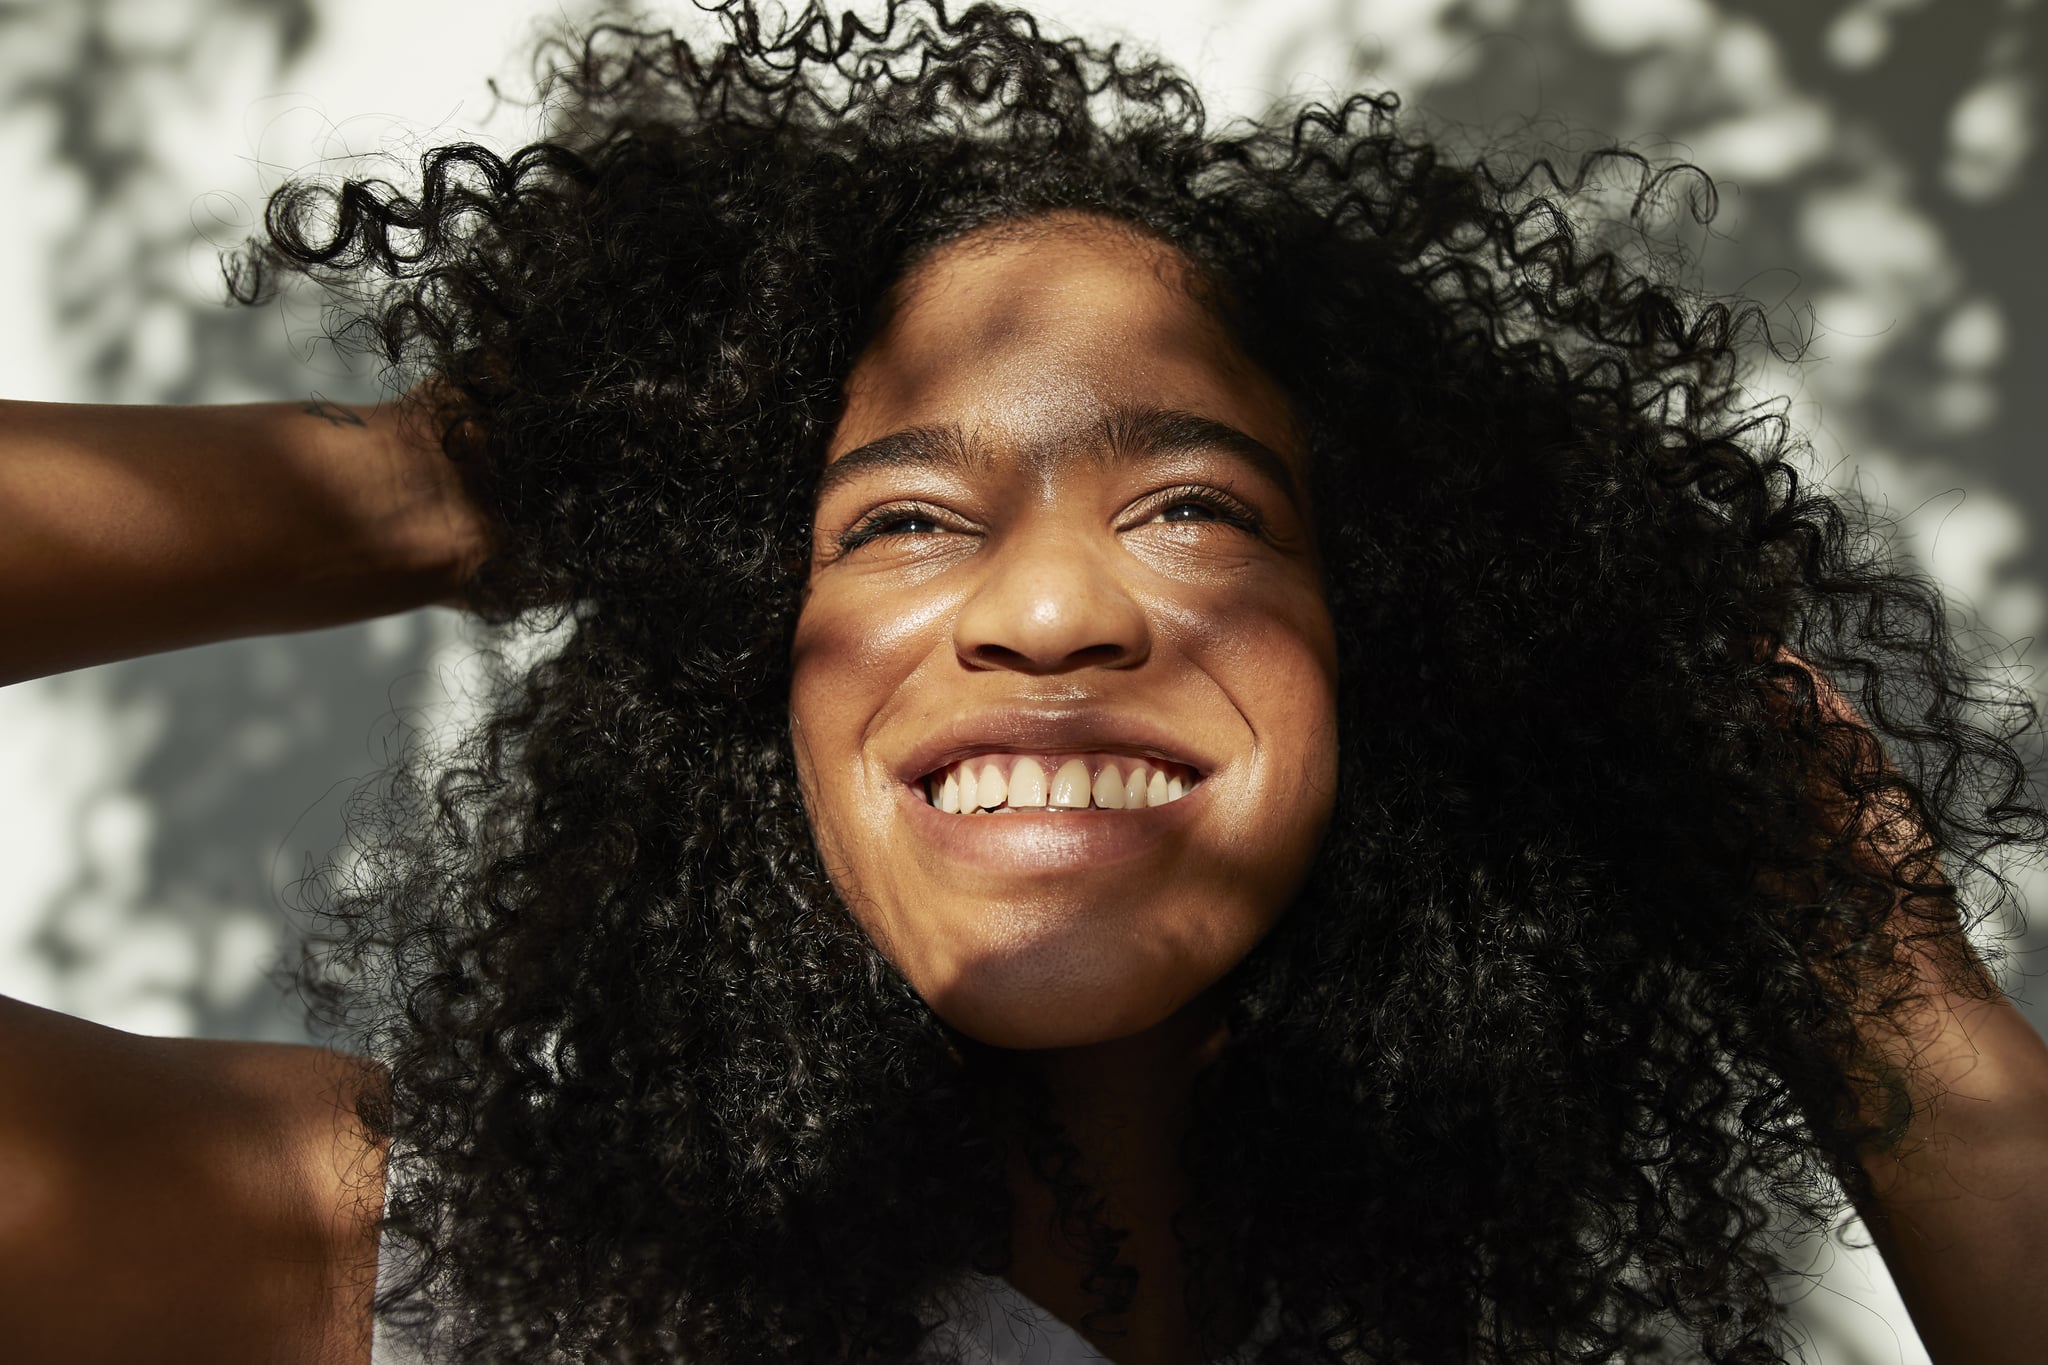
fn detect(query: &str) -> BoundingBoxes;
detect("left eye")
[1142,489,1258,531]
[870,512,944,536]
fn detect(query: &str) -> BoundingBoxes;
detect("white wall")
[8,1,2043,1358]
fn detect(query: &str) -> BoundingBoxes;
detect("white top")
[918,1272,1120,1363]
[919,1271,1277,1363]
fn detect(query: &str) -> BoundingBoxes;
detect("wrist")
[296,397,491,613]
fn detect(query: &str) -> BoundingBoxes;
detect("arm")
[0,993,386,1365]
[1778,652,2048,1362]
[1855,994,2048,1365]
[0,395,488,687]
[0,396,466,1357]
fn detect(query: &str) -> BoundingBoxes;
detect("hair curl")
[240,2,2045,1361]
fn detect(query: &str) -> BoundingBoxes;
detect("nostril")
[963,642,1030,671]
[964,641,1136,673]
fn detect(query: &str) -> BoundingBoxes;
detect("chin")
[936,991,1181,1050]
[908,916,1232,1050]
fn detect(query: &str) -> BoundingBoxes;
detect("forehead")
[825,215,1302,470]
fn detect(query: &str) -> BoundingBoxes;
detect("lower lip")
[898,778,1208,873]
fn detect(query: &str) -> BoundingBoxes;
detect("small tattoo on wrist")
[303,393,367,427]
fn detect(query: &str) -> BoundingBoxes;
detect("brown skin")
[791,213,1339,1362]
[1769,659,2048,1364]
[0,995,384,1365]
[3,214,2048,1363]
[0,396,486,688]
[0,393,469,1362]
[1859,992,2048,1362]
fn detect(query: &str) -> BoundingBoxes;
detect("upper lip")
[891,704,1220,784]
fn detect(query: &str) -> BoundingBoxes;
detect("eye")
[1137,485,1263,533]
[866,511,944,537]
[836,502,956,552]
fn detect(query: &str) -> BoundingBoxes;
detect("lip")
[898,769,1210,873]
[891,705,1221,786]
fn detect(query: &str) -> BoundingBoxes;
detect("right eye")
[865,512,944,537]
[837,502,955,551]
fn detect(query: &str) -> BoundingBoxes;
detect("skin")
[6,207,2047,1365]
[789,211,1340,1361]
[0,398,481,687]
[0,395,452,1363]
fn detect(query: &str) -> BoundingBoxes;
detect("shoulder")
[0,994,384,1363]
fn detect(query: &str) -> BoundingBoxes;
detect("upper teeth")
[924,754,1193,813]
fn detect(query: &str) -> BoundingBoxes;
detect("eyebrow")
[813,404,1303,507]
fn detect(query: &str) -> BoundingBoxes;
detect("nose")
[952,529,1152,674]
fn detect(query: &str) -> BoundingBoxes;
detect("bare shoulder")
[0,993,385,1364]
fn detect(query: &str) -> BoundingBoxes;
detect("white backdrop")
[7,1,2045,1360]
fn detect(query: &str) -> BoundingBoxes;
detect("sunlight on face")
[790,212,1339,1049]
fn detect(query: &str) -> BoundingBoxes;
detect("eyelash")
[1143,484,1263,532]
[834,485,1264,553]
[836,501,954,552]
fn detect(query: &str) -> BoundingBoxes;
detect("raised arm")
[0,993,386,1364]
[0,395,488,687]
[1861,987,2048,1362]
[0,394,485,1360]
[1778,651,2048,1362]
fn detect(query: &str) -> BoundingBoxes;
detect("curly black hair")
[237,2,2044,1360]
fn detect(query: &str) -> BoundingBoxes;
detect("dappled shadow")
[0,0,2038,1356]
[21,617,463,1042]
[0,0,321,402]
[0,0,496,1041]
[1196,0,2045,1359]
[1212,0,2048,1020]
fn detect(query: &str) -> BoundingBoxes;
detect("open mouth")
[917,751,1202,814]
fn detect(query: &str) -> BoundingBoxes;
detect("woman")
[2,2,2045,1362]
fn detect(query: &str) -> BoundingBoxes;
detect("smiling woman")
[795,217,1337,1058]
[3,1,2047,1363]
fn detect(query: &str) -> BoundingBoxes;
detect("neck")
[991,987,1248,1365]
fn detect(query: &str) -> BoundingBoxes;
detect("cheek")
[1180,582,1340,869]
[1160,573,1338,749]
[787,591,868,861]
[1267,602,1341,790]
[787,579,951,900]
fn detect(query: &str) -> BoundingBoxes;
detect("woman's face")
[790,213,1338,1049]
